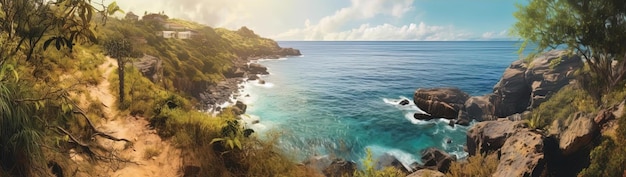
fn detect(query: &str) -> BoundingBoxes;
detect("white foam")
[365,145,416,171]
[449,150,469,160]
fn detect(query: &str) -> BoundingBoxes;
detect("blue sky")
[117,0,525,41]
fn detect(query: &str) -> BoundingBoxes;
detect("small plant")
[446,152,499,177]
[353,148,405,177]
[210,120,254,150]
[143,146,161,159]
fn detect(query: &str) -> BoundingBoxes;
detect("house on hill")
[125,12,139,21]
[142,13,168,22]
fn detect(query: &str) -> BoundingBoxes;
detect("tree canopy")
[514,0,626,94]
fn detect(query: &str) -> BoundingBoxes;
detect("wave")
[365,145,416,170]
[382,96,426,113]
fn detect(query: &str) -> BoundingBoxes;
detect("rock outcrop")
[133,54,162,82]
[462,95,496,122]
[420,148,456,173]
[414,88,469,119]
[406,169,445,177]
[492,60,532,117]
[558,112,598,156]
[323,159,357,177]
[278,48,301,56]
[247,63,269,75]
[493,130,545,177]
[466,119,526,155]
[492,50,582,117]
[525,51,581,108]
[376,154,410,174]
[302,155,332,173]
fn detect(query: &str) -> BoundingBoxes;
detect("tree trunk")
[118,59,124,104]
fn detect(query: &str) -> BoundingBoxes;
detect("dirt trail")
[88,57,181,177]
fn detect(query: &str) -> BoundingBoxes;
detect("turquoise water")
[238,41,522,167]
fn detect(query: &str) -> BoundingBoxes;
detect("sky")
[116,0,524,41]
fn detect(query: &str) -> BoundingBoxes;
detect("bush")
[446,152,499,177]
[143,146,162,159]
[528,85,597,129]
[578,107,626,177]
[353,148,406,177]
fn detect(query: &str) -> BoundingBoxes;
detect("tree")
[103,38,133,105]
[513,0,626,97]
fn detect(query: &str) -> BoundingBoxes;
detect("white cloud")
[274,22,472,41]
[272,0,471,41]
[481,30,509,40]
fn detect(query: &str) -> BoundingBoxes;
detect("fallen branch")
[65,95,132,144]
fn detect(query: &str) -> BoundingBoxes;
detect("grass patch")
[143,146,162,160]
[446,152,499,177]
[527,84,597,130]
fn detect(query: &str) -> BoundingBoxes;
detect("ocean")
[238,41,524,168]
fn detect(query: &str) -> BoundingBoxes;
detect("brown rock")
[525,50,582,108]
[466,119,526,155]
[406,169,445,177]
[462,95,496,121]
[559,112,598,156]
[493,129,545,177]
[492,60,531,117]
[323,159,356,177]
[414,113,435,121]
[414,88,469,119]
[248,63,269,75]
[420,148,456,173]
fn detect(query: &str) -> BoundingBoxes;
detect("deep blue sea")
[238,41,524,167]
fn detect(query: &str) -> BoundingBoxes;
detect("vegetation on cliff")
[0,0,312,176]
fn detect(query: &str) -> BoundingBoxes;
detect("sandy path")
[88,57,182,177]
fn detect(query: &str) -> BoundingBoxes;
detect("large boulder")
[559,112,599,156]
[133,54,162,82]
[235,101,247,114]
[492,50,582,118]
[525,51,582,108]
[461,94,496,122]
[224,67,246,78]
[420,148,456,173]
[247,63,269,75]
[493,130,545,177]
[323,159,357,177]
[414,88,469,119]
[406,169,445,177]
[492,60,531,117]
[466,119,526,155]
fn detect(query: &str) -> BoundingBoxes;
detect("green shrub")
[528,85,597,130]
[578,107,626,177]
[353,148,406,177]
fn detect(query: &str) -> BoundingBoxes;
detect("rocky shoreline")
[200,47,302,113]
[399,50,624,176]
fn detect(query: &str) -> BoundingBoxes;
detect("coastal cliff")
[409,50,625,176]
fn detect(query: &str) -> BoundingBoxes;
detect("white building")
[161,31,176,38]
[177,31,192,39]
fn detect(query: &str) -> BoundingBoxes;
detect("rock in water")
[414,113,434,121]
[413,88,469,119]
[235,101,247,113]
[493,130,545,177]
[559,112,598,156]
[248,63,269,75]
[420,148,456,173]
[466,119,526,155]
[399,99,410,106]
[323,159,356,177]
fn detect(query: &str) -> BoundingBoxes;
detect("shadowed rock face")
[558,112,599,156]
[413,88,469,119]
[466,119,527,156]
[492,50,582,118]
[420,148,456,173]
[493,129,545,177]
